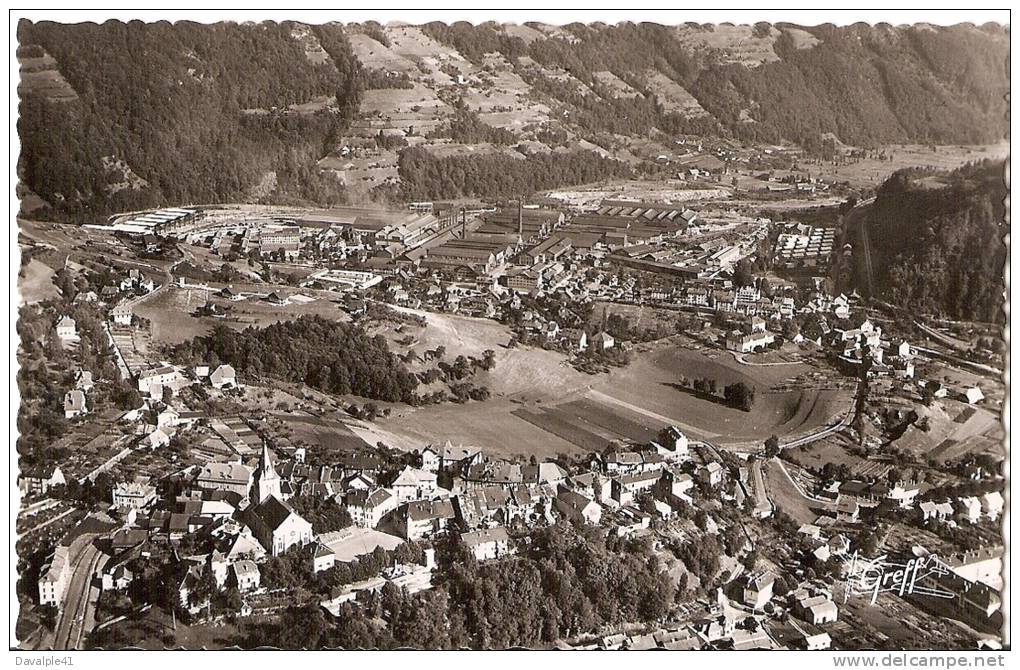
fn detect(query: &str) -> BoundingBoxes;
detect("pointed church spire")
[253,442,281,503]
[260,442,276,476]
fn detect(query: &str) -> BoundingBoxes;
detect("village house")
[19,465,66,496]
[590,331,615,350]
[658,468,695,506]
[698,462,724,487]
[74,370,94,393]
[654,425,690,462]
[960,386,985,405]
[178,565,210,615]
[743,572,776,610]
[232,560,261,592]
[157,407,180,428]
[195,462,253,498]
[436,442,483,474]
[460,526,514,561]
[795,594,839,625]
[981,491,1004,520]
[554,490,602,525]
[919,500,955,523]
[56,316,77,339]
[112,480,157,510]
[38,546,70,607]
[955,496,983,524]
[112,302,133,326]
[836,496,860,522]
[311,543,336,573]
[418,446,441,473]
[789,619,832,650]
[523,461,568,487]
[246,495,314,556]
[725,328,775,353]
[63,390,88,419]
[137,365,180,395]
[209,364,237,389]
[610,470,661,506]
[145,427,172,449]
[391,499,456,541]
[566,471,611,503]
[344,488,398,528]
[389,466,439,502]
[100,561,135,592]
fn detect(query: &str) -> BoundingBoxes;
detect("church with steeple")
[251,443,282,504]
[244,444,313,556]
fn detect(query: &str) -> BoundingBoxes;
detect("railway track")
[52,542,104,650]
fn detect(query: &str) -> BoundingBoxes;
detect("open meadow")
[373,314,851,457]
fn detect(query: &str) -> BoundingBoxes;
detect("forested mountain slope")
[17,20,1009,220]
[17,20,361,221]
[867,160,1006,323]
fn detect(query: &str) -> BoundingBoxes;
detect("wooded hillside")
[867,159,1006,323]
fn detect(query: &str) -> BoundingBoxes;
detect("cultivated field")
[18,49,78,102]
[592,70,641,98]
[374,314,849,457]
[810,143,1009,190]
[591,340,847,445]
[381,398,585,459]
[131,286,350,345]
[641,69,711,118]
[272,411,373,456]
[673,24,785,67]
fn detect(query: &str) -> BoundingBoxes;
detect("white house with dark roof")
[389,466,439,503]
[210,364,237,389]
[19,465,66,496]
[698,461,723,487]
[232,560,261,591]
[344,488,397,528]
[955,496,982,524]
[112,480,157,509]
[743,571,776,610]
[654,425,690,462]
[63,390,88,419]
[960,386,985,405]
[137,365,180,395]
[56,316,77,339]
[461,526,514,561]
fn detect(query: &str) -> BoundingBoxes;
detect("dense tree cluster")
[675,375,756,411]
[398,146,631,200]
[287,495,354,533]
[237,523,679,649]
[169,316,419,403]
[866,160,1006,323]
[428,106,517,145]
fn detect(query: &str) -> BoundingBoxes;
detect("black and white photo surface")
[12,12,1009,652]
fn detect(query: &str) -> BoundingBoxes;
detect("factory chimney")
[517,198,524,239]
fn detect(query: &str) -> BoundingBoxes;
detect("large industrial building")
[107,208,203,236]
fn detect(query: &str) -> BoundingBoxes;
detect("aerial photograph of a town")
[11,10,1009,654]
